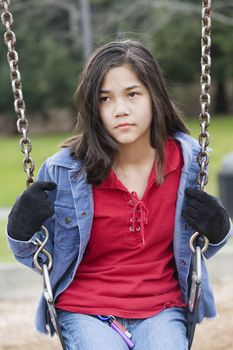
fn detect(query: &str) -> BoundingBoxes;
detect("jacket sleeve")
[204,217,233,259]
[6,157,57,273]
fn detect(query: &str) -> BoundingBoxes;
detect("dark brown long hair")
[63,40,189,184]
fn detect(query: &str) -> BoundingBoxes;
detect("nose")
[114,98,130,118]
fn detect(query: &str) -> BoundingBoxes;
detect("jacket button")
[181,259,186,266]
[80,210,87,217]
[65,216,71,224]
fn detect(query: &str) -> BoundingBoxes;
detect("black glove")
[183,188,230,244]
[7,181,56,241]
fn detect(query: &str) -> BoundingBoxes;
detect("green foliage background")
[0,0,232,117]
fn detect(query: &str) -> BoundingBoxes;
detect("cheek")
[141,102,153,125]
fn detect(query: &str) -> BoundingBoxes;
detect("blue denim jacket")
[7,132,233,334]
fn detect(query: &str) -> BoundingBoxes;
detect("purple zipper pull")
[109,319,135,349]
[97,315,135,349]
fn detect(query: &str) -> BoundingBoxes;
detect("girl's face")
[99,65,153,147]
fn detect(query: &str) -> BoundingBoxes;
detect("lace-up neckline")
[129,191,149,246]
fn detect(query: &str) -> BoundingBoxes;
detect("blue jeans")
[57,307,188,350]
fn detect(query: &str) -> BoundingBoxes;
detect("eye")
[128,91,139,98]
[99,96,110,103]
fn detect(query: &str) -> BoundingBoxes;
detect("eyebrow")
[99,85,142,94]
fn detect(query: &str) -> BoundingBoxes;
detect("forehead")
[100,65,143,89]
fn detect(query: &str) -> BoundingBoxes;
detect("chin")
[115,136,137,144]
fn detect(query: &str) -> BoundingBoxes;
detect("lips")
[115,122,134,128]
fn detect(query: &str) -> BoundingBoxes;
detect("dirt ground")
[0,278,232,350]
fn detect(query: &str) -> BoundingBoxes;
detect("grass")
[0,132,69,207]
[1,117,233,207]
[0,132,69,262]
[186,116,233,196]
[0,116,233,262]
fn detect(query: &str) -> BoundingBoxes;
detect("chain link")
[198,0,211,191]
[1,0,35,187]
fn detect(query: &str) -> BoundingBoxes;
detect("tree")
[1,0,232,118]
[0,0,82,117]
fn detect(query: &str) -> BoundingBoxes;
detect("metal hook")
[41,264,67,350]
[33,226,53,273]
[189,231,209,254]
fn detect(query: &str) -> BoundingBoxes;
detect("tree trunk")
[215,80,229,114]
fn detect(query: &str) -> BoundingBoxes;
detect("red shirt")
[56,138,186,317]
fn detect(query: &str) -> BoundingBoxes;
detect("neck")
[114,141,155,171]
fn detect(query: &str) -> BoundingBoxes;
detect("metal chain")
[0,0,35,187]
[0,3,63,346]
[0,0,53,270]
[189,0,211,272]
[197,0,211,191]
[188,4,211,348]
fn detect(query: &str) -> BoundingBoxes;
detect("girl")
[7,40,232,350]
